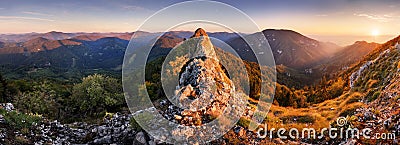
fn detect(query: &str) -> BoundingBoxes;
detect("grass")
[280,115,315,124]
[256,91,367,132]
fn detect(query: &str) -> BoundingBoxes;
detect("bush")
[0,74,14,103]
[328,78,345,98]
[13,82,59,118]
[281,115,315,124]
[0,109,41,130]
[70,74,124,117]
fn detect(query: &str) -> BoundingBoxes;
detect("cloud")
[122,5,153,13]
[0,16,55,22]
[354,13,393,22]
[22,11,54,17]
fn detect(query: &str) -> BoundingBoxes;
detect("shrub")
[297,115,315,123]
[13,82,58,118]
[280,115,315,124]
[328,78,345,99]
[0,109,42,130]
[0,74,14,103]
[71,74,124,117]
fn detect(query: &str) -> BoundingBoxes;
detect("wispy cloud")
[0,16,55,22]
[0,8,4,10]
[354,13,393,22]
[22,11,54,17]
[122,5,153,13]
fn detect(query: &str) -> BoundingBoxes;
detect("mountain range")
[0,28,399,144]
[0,29,382,86]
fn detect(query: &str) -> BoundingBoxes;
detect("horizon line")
[1,30,398,37]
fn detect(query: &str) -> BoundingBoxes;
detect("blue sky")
[0,0,399,37]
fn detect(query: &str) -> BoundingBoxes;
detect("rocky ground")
[0,103,160,144]
[349,71,400,144]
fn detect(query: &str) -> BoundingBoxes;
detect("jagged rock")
[135,131,147,144]
[191,28,208,38]
[94,135,112,144]
[147,28,247,144]
[149,140,156,145]
[171,28,236,126]
[0,103,14,112]
[0,115,4,124]
[174,115,182,120]
[91,127,97,133]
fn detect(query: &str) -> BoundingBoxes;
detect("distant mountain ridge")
[0,31,240,43]
[310,41,380,77]
[0,29,386,87]
[227,29,342,69]
[332,41,379,65]
[0,31,77,42]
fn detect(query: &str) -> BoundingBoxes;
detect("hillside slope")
[339,35,400,144]
[227,29,342,69]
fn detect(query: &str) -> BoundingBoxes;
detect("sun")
[371,29,380,37]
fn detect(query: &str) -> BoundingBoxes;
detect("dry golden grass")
[250,91,366,132]
[366,79,379,88]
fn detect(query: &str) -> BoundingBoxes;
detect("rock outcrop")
[171,28,236,126]
[147,28,247,144]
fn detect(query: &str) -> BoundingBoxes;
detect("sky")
[0,0,399,44]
